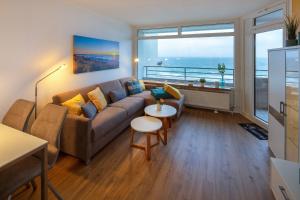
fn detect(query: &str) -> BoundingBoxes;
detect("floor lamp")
[35,64,66,118]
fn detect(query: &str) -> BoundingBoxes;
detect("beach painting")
[73,35,119,74]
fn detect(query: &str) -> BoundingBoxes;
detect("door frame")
[241,1,288,129]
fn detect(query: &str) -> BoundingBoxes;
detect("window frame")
[134,20,239,88]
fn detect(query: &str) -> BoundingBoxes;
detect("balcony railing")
[143,66,235,85]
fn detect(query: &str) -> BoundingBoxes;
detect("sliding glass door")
[254,29,283,122]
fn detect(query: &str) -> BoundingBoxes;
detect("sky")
[74,35,119,55]
[158,37,234,58]
[153,29,282,58]
[255,29,283,58]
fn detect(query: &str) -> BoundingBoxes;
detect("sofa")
[52,77,185,164]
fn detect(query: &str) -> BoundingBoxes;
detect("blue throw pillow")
[81,101,97,119]
[127,80,143,95]
[151,87,173,100]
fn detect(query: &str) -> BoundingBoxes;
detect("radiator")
[179,89,233,111]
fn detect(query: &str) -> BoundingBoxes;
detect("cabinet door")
[285,49,299,162]
[268,50,285,158]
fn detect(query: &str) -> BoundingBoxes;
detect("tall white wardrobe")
[268,46,300,200]
[269,46,300,162]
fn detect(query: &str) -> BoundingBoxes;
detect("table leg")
[41,145,48,200]
[163,118,168,145]
[168,118,172,128]
[146,134,151,160]
[156,130,160,144]
[130,128,135,146]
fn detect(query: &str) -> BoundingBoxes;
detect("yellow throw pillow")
[87,87,107,111]
[62,94,85,115]
[164,84,182,100]
[139,80,146,90]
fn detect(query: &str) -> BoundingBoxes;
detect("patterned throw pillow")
[61,94,86,115]
[87,87,107,112]
[127,80,143,95]
[109,89,127,103]
[151,88,173,100]
[81,101,97,119]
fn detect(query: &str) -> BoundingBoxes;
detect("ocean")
[140,57,268,84]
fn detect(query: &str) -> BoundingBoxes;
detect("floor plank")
[14,108,275,200]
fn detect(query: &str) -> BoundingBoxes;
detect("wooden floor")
[15,108,274,200]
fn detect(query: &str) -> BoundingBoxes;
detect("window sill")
[143,80,233,93]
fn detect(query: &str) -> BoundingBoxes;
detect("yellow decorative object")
[87,87,107,111]
[139,80,146,90]
[62,94,85,115]
[164,84,182,100]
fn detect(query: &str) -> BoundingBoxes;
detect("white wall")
[0,0,133,119]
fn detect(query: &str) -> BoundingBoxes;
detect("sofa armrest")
[60,114,92,164]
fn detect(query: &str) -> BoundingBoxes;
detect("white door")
[268,49,285,158]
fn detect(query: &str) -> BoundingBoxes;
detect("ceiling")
[66,0,281,26]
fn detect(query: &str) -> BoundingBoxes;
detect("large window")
[137,23,236,86]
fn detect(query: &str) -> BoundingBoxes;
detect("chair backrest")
[31,104,67,165]
[2,99,35,131]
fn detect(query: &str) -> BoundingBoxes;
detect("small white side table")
[130,116,162,160]
[144,104,177,145]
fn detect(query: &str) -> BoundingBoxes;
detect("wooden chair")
[0,104,67,199]
[2,99,35,131]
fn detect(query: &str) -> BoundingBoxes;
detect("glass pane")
[255,29,283,122]
[254,9,283,26]
[285,50,299,162]
[138,37,234,86]
[138,28,178,37]
[182,23,234,35]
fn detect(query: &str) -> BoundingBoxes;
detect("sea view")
[140,57,268,84]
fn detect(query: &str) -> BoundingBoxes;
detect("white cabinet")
[268,49,286,159]
[268,47,300,161]
[269,47,300,200]
[270,158,300,200]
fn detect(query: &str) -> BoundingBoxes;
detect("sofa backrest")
[52,84,99,105]
[52,77,134,105]
[99,80,126,103]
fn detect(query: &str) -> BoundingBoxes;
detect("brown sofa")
[52,77,184,164]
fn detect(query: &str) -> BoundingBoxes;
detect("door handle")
[280,101,285,115]
[279,186,290,200]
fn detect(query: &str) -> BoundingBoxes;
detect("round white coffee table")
[144,104,177,145]
[130,116,162,160]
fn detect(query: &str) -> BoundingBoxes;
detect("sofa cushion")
[61,94,85,115]
[119,77,134,95]
[110,97,144,116]
[109,89,126,103]
[81,101,97,119]
[127,80,143,95]
[87,87,107,111]
[164,84,182,100]
[131,91,156,105]
[99,80,126,103]
[151,88,173,100]
[139,80,146,90]
[92,107,127,141]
